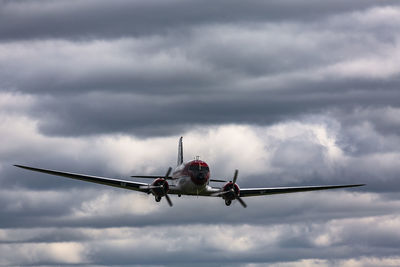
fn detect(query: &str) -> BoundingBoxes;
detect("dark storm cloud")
[2,16,400,97]
[0,0,395,41]
[2,2,400,138]
[30,84,400,137]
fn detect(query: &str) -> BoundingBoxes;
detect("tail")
[177,136,183,166]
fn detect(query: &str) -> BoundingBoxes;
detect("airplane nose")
[190,171,209,185]
[198,172,205,180]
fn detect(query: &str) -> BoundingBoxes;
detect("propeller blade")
[236,197,247,208]
[232,169,239,184]
[165,194,173,207]
[162,168,173,207]
[165,167,172,179]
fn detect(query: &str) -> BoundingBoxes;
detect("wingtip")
[14,164,34,170]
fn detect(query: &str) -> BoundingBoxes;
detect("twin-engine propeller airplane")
[15,137,364,208]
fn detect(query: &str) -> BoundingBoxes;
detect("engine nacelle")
[222,182,240,201]
[151,178,169,197]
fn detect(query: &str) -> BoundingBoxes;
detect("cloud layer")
[1,0,400,266]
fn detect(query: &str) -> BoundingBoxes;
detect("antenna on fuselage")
[177,136,183,166]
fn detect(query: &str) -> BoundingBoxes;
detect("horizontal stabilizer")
[209,179,228,182]
[132,176,226,182]
[131,175,174,180]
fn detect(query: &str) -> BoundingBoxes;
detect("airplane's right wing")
[239,184,365,197]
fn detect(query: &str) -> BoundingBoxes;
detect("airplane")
[15,137,364,208]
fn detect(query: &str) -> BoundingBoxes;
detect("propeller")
[163,167,173,207]
[232,169,238,184]
[236,196,247,208]
[164,167,172,179]
[140,167,173,206]
[232,170,247,208]
[164,193,173,207]
[212,170,247,208]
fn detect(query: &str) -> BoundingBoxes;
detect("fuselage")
[171,159,211,194]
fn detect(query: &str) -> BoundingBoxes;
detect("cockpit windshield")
[189,164,209,172]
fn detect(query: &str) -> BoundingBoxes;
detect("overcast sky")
[1,0,400,266]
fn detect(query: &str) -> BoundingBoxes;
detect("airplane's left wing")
[239,184,365,197]
[14,165,151,193]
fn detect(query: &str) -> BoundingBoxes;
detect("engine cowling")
[151,178,169,197]
[222,182,240,201]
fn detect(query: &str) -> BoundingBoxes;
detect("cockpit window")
[189,164,209,171]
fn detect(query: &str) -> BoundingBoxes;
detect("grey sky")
[1,0,400,266]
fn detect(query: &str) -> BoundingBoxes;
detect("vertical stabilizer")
[177,136,183,166]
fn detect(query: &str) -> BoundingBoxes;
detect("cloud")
[1,0,400,266]
[1,0,396,41]
[1,213,400,265]
[2,6,400,138]
[0,242,87,266]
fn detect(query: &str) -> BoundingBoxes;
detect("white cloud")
[2,211,400,265]
[72,190,160,217]
[351,5,400,28]
[0,242,87,266]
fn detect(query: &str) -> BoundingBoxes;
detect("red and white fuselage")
[171,159,212,194]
